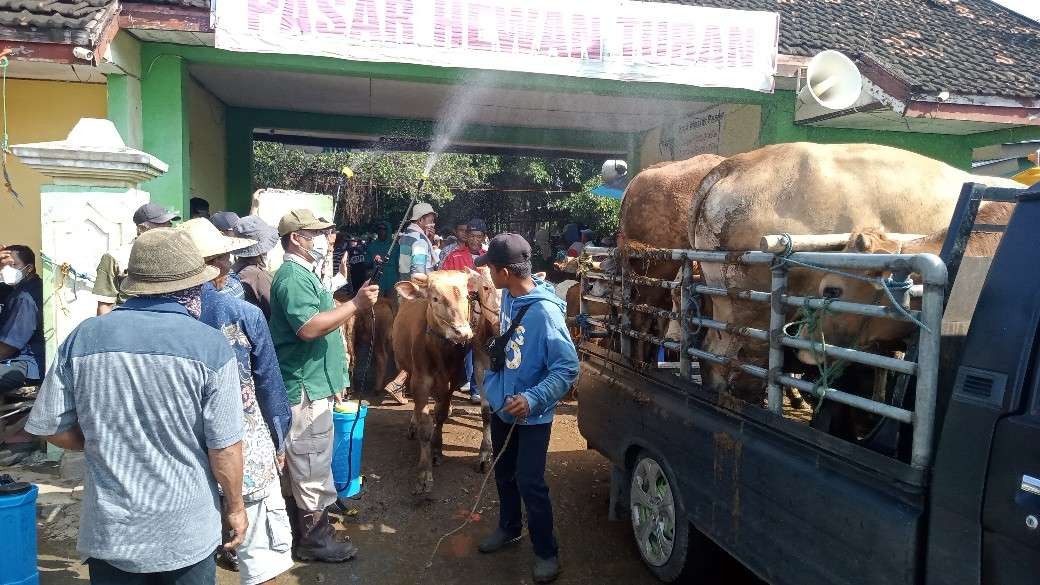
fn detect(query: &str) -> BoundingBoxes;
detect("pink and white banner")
[214,0,779,92]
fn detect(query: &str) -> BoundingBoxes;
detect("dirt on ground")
[29,397,762,585]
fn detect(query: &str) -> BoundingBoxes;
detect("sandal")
[383,381,408,405]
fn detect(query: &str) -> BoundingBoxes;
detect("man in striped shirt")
[397,202,438,278]
[26,229,246,585]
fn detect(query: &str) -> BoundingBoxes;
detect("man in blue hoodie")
[474,234,579,584]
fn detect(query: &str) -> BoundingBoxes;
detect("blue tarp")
[590,183,625,199]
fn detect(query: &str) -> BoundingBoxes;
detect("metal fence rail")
[578,245,947,470]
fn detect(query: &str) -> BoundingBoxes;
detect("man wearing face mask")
[0,245,44,396]
[268,209,378,563]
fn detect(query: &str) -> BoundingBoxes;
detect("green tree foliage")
[554,178,622,238]
[252,142,620,236]
[252,142,496,204]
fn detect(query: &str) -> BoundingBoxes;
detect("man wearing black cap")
[210,211,241,237]
[93,202,180,315]
[474,234,578,584]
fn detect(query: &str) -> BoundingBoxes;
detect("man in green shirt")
[269,209,378,563]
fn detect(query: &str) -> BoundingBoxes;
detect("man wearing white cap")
[398,202,438,278]
[178,219,294,584]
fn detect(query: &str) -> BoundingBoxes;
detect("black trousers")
[86,556,216,585]
[490,414,558,559]
[0,361,28,394]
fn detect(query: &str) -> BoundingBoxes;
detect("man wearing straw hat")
[26,228,246,585]
[231,216,279,319]
[179,219,294,584]
[269,209,378,563]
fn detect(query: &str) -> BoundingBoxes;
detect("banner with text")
[214,0,779,92]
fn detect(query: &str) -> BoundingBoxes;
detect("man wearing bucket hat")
[27,228,247,584]
[232,216,279,319]
[398,202,438,278]
[93,202,180,316]
[179,219,295,584]
[268,209,379,563]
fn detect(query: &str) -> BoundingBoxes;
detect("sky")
[993,0,1040,23]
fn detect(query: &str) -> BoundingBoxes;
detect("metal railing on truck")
[578,244,947,470]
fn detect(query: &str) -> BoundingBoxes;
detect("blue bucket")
[332,403,368,498]
[0,482,38,585]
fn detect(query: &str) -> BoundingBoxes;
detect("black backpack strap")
[499,303,530,339]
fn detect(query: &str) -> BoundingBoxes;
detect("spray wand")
[369,170,429,285]
[332,165,354,225]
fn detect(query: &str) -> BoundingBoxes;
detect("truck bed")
[577,342,928,585]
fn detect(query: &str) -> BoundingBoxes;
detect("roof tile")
[657,0,1040,98]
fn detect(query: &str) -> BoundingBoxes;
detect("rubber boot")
[295,509,358,562]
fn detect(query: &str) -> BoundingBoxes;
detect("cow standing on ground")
[343,296,396,398]
[392,271,474,495]
[468,266,501,472]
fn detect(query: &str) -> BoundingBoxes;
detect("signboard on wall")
[214,0,779,92]
[659,105,725,161]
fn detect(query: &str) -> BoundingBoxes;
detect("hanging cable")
[0,49,22,206]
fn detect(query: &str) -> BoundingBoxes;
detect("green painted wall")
[225,108,255,214]
[141,48,190,216]
[758,92,981,169]
[107,75,132,145]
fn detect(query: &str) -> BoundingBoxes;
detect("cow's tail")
[688,159,734,247]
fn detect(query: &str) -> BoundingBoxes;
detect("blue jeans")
[465,350,478,396]
[490,415,558,559]
[87,555,215,585]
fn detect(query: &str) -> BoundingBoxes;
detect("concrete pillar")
[141,46,189,216]
[103,32,143,149]
[11,118,167,462]
[225,107,254,214]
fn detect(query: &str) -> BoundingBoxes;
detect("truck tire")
[629,453,710,582]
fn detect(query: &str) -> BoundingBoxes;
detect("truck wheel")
[630,454,702,582]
